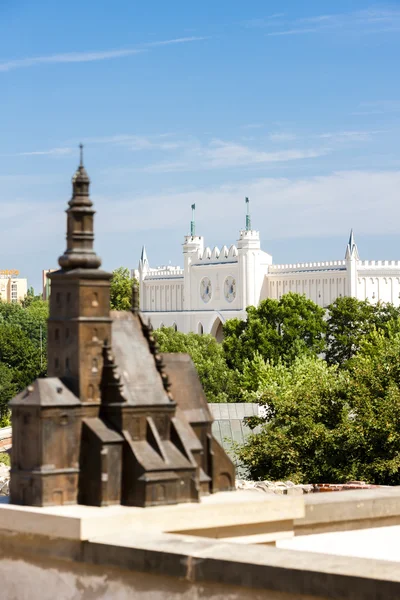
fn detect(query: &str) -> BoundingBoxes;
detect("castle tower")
[345,229,360,298]
[47,146,112,417]
[182,204,204,311]
[237,197,261,309]
[138,246,149,311]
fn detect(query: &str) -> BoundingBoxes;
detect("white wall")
[138,234,400,336]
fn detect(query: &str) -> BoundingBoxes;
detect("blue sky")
[1,0,400,292]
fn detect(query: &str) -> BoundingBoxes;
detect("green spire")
[245,197,251,231]
[191,203,196,236]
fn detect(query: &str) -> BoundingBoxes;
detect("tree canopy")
[0,298,47,424]
[223,293,326,370]
[154,327,239,403]
[110,267,137,311]
[325,296,400,366]
[237,328,400,485]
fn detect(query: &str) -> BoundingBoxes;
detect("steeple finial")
[245,197,251,231]
[58,146,101,270]
[190,204,196,237]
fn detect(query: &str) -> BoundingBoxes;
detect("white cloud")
[241,123,264,130]
[353,100,400,115]
[264,8,400,37]
[244,15,285,28]
[15,147,74,157]
[269,132,297,142]
[2,170,400,271]
[79,133,185,152]
[316,130,386,142]
[0,49,145,72]
[0,37,206,73]
[204,140,325,168]
[267,28,320,37]
[146,36,207,47]
[87,170,400,245]
[136,139,328,173]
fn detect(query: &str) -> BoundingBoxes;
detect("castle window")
[66,328,70,340]
[67,292,71,304]
[55,329,60,341]
[56,292,61,306]
[65,357,70,370]
[55,358,59,369]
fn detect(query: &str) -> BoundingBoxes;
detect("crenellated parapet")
[193,244,239,264]
[358,260,400,268]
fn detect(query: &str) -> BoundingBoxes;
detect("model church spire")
[58,144,102,271]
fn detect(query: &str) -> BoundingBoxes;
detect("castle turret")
[345,229,359,298]
[237,197,261,309]
[138,245,150,310]
[183,204,203,310]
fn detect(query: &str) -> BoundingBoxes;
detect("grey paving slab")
[220,420,233,448]
[219,404,230,419]
[209,404,221,420]
[227,404,238,419]
[235,404,246,419]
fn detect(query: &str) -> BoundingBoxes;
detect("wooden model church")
[9,148,235,508]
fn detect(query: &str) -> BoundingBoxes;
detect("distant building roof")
[209,403,262,478]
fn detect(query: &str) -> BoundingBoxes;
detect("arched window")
[210,318,224,343]
[172,323,178,332]
[198,323,204,335]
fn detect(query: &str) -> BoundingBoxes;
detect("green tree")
[341,331,400,484]
[21,287,42,308]
[237,329,400,485]
[110,267,137,311]
[154,327,240,403]
[0,299,48,353]
[326,297,400,366]
[236,355,350,483]
[223,293,326,371]
[0,362,17,425]
[0,324,45,390]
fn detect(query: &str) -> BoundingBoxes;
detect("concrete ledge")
[296,488,400,535]
[1,525,400,599]
[0,490,304,542]
[2,490,400,598]
[85,529,400,599]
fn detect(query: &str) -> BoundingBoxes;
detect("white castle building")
[135,200,400,340]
